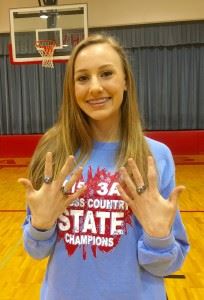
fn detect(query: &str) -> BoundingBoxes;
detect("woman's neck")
[90,118,121,142]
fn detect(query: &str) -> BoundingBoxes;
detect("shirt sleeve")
[137,141,190,277]
[23,214,57,259]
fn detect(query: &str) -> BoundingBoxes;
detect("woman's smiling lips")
[86,97,111,107]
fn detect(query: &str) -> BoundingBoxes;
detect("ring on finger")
[43,176,53,184]
[136,184,146,195]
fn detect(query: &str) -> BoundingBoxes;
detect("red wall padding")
[145,130,204,155]
[0,134,42,157]
[0,131,204,157]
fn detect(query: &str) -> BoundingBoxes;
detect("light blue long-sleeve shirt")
[23,137,189,300]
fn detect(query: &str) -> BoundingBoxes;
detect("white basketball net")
[35,40,56,68]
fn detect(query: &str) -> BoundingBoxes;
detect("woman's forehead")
[74,43,123,72]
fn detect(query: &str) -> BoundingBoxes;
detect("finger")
[18,178,34,194]
[44,152,53,177]
[63,166,83,193]
[169,185,186,208]
[117,184,134,209]
[119,167,137,199]
[119,176,134,199]
[64,185,87,206]
[118,177,127,191]
[56,156,75,187]
[128,158,144,187]
[147,156,158,190]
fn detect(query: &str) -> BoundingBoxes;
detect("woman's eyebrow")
[75,68,88,74]
[75,64,114,74]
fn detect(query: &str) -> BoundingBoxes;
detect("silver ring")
[136,184,146,195]
[61,186,70,196]
[43,176,53,184]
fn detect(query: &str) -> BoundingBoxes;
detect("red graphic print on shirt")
[57,167,132,259]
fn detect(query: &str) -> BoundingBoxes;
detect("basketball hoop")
[35,40,56,68]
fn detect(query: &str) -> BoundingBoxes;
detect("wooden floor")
[0,156,204,300]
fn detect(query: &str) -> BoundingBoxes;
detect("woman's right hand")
[18,152,86,230]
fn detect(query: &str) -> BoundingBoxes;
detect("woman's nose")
[89,76,103,94]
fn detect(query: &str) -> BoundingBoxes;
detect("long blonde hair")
[29,34,150,189]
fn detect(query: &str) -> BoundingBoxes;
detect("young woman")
[19,34,189,300]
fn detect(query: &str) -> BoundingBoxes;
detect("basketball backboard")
[9,4,88,64]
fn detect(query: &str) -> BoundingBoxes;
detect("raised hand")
[18,152,86,230]
[117,156,185,238]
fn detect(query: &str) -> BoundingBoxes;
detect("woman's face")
[74,43,127,126]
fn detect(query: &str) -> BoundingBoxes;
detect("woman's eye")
[101,71,113,78]
[76,75,89,82]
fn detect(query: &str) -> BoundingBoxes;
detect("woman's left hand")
[117,156,185,238]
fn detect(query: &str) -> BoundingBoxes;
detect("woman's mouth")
[86,97,111,107]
